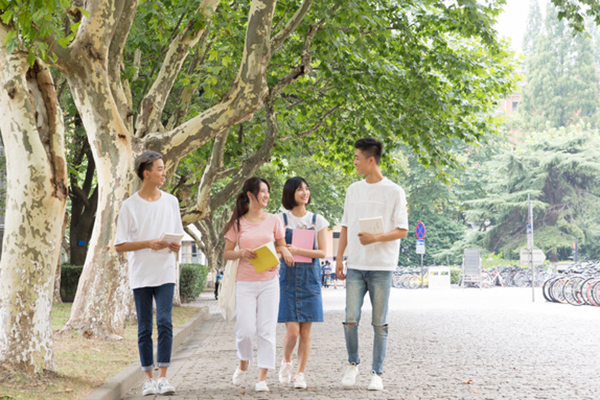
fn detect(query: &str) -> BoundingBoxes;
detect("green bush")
[60,264,83,302]
[179,263,209,303]
[59,263,209,303]
[449,266,462,284]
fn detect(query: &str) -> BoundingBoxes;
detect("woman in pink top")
[223,177,292,392]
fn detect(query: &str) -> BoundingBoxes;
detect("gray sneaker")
[142,378,158,396]
[157,377,176,395]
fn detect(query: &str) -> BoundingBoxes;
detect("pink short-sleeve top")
[224,213,285,281]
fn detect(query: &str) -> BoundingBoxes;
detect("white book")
[154,232,185,253]
[359,216,384,235]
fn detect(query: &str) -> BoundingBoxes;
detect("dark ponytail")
[225,177,270,234]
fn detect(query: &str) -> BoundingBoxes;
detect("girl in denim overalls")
[277,177,329,389]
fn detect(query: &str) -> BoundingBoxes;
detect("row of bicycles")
[392,265,555,289]
[542,261,600,306]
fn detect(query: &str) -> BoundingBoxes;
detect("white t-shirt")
[278,211,329,249]
[341,178,408,271]
[114,191,184,289]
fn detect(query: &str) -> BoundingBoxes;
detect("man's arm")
[335,226,348,280]
[115,239,168,253]
[357,228,408,246]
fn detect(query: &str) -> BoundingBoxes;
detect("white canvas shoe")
[232,367,246,386]
[279,359,293,384]
[293,373,307,389]
[341,364,359,387]
[142,378,158,396]
[367,372,384,391]
[255,380,269,392]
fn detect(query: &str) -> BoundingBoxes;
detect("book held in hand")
[249,241,279,273]
[359,216,384,235]
[154,232,185,253]
[291,229,315,263]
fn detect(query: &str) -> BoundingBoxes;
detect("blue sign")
[77,240,85,246]
[415,222,426,240]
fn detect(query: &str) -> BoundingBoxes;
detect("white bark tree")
[0,25,68,374]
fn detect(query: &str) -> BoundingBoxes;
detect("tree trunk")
[53,213,70,303]
[60,60,137,339]
[0,45,68,374]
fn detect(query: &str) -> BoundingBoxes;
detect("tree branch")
[135,0,221,139]
[143,0,278,173]
[271,0,314,54]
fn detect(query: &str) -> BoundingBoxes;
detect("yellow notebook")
[248,242,279,273]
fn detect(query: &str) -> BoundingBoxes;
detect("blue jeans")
[133,283,175,371]
[344,269,392,375]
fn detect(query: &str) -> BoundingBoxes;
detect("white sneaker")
[232,367,246,386]
[142,378,158,396]
[293,373,307,389]
[157,377,176,395]
[368,372,384,391]
[279,359,293,384]
[341,364,359,387]
[255,380,269,392]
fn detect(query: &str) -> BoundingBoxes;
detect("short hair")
[354,138,382,165]
[281,176,310,210]
[134,151,163,180]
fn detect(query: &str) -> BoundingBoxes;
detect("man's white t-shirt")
[278,211,329,249]
[341,178,408,271]
[114,191,184,289]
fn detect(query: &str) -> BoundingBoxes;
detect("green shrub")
[60,264,83,302]
[179,263,209,303]
[449,266,462,284]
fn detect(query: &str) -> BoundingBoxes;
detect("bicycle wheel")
[550,277,568,304]
[513,271,530,288]
[562,277,585,306]
[392,275,403,288]
[542,277,558,302]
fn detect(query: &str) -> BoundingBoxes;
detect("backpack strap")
[283,212,289,227]
[312,213,317,225]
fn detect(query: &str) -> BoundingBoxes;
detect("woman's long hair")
[224,177,270,234]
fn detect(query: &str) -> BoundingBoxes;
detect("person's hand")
[281,248,294,267]
[149,239,168,251]
[358,232,378,246]
[336,259,346,280]
[285,244,299,255]
[240,248,257,260]
[168,242,181,252]
[241,248,257,259]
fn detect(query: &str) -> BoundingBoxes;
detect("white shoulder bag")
[218,251,239,321]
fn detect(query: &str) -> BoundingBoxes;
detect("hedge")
[60,263,209,303]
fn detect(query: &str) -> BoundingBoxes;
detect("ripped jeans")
[343,269,392,375]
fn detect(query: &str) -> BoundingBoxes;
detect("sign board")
[416,239,425,254]
[526,224,533,249]
[415,222,426,240]
[519,249,546,265]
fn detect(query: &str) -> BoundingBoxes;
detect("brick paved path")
[123,287,600,400]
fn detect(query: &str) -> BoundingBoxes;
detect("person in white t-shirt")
[335,138,408,391]
[114,151,184,396]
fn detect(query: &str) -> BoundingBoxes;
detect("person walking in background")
[277,177,329,389]
[223,177,292,392]
[335,138,408,391]
[114,151,184,396]
[214,269,223,300]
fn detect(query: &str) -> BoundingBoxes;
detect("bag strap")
[311,213,317,225]
[283,212,289,227]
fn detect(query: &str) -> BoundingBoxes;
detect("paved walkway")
[123,287,600,399]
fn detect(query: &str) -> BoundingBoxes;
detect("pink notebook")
[291,229,315,263]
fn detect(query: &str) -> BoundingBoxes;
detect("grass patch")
[0,303,201,400]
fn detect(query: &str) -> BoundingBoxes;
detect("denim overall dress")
[277,213,324,323]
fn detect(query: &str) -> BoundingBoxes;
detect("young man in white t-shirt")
[114,151,184,396]
[335,138,408,391]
